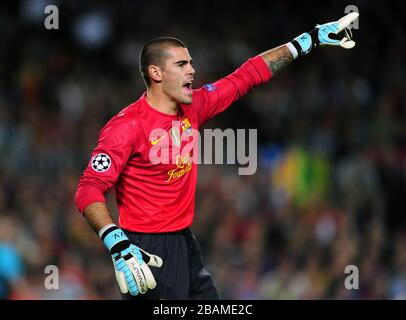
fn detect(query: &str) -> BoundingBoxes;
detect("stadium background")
[0,0,405,299]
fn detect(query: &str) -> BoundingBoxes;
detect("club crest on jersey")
[169,127,181,147]
[91,153,111,172]
[181,118,193,136]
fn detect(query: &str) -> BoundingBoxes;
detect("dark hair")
[139,37,187,87]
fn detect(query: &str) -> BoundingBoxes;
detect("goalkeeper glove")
[288,12,359,57]
[99,224,163,296]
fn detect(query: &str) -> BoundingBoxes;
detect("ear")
[148,65,162,83]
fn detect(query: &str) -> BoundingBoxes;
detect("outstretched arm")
[259,12,359,76]
[196,12,358,125]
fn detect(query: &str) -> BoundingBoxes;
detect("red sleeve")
[196,55,272,126]
[74,116,136,213]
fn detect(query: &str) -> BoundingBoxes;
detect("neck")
[146,86,178,115]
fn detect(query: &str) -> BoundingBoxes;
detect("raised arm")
[260,12,359,75]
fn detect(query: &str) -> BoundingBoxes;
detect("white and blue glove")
[99,224,163,296]
[289,12,359,57]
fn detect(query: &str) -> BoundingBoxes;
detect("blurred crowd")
[0,0,405,299]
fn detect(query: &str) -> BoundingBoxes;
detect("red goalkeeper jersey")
[74,56,272,232]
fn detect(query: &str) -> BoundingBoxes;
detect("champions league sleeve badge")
[91,153,112,172]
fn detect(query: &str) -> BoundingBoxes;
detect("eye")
[175,60,192,67]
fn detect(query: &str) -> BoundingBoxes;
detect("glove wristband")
[99,224,130,253]
[291,28,320,56]
[286,42,299,59]
[98,223,117,238]
[292,32,312,55]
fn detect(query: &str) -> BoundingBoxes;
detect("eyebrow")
[174,59,193,65]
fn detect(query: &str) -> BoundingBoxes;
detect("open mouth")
[183,80,193,94]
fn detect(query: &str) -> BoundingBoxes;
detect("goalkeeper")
[74,13,359,300]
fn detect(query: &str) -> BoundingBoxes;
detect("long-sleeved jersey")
[75,56,272,232]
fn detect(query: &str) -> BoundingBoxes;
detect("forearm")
[260,12,359,77]
[83,201,115,234]
[259,44,294,76]
[82,202,162,297]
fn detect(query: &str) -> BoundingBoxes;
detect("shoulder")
[193,83,219,98]
[99,101,142,144]
[183,85,217,110]
[104,99,144,130]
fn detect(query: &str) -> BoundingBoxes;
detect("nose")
[188,64,195,76]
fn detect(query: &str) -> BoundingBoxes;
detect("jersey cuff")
[249,55,273,83]
[75,192,106,213]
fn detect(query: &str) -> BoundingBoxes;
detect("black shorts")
[121,228,220,300]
